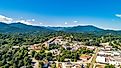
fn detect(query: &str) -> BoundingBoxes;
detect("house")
[96,56,106,63]
[58,63,62,68]
[28,45,41,50]
[109,61,120,66]
[12,46,20,49]
[104,46,112,51]
[100,48,105,51]
[98,51,105,56]
[86,46,95,50]
[79,55,91,62]
[112,51,120,56]
[50,49,60,56]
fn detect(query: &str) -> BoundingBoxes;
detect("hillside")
[0,22,120,34]
[62,25,104,32]
[0,22,52,33]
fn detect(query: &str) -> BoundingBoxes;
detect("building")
[86,46,95,50]
[112,51,120,56]
[28,45,41,50]
[104,46,112,51]
[98,51,105,56]
[79,55,91,62]
[58,62,82,68]
[96,56,106,63]
[12,46,20,49]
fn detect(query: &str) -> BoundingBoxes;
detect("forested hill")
[0,22,120,34]
[48,25,104,32]
[0,22,52,33]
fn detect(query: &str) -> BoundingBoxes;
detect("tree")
[39,61,44,68]
[24,57,29,65]
[46,52,52,56]
[60,56,65,62]
[9,66,14,68]
[2,59,6,65]
[4,64,9,68]
[27,65,33,68]
[9,60,13,65]
[39,50,45,53]
[31,50,36,57]
[0,61,3,66]
[34,53,40,60]
[18,60,23,67]
[51,63,56,68]
[105,64,115,68]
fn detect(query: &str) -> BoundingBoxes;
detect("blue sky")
[0,0,121,30]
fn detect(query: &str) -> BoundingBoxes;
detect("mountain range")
[0,22,120,34]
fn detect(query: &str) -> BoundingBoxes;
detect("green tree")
[0,61,3,66]
[31,50,36,57]
[105,64,115,68]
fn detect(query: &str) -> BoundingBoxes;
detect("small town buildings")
[96,45,121,68]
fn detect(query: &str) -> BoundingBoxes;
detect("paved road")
[89,47,99,68]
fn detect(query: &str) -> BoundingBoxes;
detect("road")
[89,47,99,68]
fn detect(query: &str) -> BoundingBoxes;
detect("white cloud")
[32,19,35,21]
[15,20,33,25]
[0,15,38,25]
[115,14,121,18]
[39,22,43,25]
[0,15,13,23]
[73,20,78,23]
[26,19,31,21]
[64,22,68,24]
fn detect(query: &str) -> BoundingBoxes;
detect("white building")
[109,61,120,66]
[98,51,105,56]
[113,51,120,56]
[96,56,106,63]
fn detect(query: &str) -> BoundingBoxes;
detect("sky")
[0,0,121,30]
